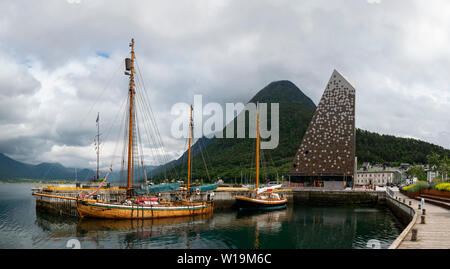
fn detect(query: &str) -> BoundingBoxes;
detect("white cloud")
[0,0,449,170]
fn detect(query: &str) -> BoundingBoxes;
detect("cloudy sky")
[0,0,449,170]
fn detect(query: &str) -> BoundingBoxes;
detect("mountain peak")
[0,153,22,163]
[37,162,65,168]
[249,80,316,109]
[267,80,297,87]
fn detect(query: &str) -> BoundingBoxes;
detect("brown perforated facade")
[290,70,356,184]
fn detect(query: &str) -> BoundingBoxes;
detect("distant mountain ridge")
[0,153,157,182]
[151,80,318,181]
[0,153,91,181]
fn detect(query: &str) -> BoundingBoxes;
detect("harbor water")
[0,184,404,249]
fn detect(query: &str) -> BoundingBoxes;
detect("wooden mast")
[96,112,100,180]
[126,38,136,194]
[187,105,193,200]
[256,106,260,191]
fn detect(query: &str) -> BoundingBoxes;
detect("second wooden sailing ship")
[76,39,213,219]
[235,106,288,210]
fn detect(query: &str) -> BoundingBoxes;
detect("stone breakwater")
[291,190,385,206]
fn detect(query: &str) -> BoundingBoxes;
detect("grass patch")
[434,183,450,192]
[401,181,429,192]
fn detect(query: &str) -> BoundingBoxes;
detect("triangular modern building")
[289,70,356,189]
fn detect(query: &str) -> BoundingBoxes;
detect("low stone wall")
[292,190,385,206]
[385,195,415,226]
[401,189,450,199]
[421,189,450,199]
[386,194,418,249]
[214,191,240,210]
[34,189,127,217]
[35,194,79,217]
[400,190,420,199]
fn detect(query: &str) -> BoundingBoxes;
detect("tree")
[441,155,449,181]
[427,152,441,172]
[406,166,427,182]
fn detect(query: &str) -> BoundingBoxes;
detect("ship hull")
[77,200,213,219]
[235,196,287,210]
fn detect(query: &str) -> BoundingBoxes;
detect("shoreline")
[0,181,75,184]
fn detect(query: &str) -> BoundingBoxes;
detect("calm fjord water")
[0,184,403,249]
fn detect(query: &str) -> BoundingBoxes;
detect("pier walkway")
[394,191,450,249]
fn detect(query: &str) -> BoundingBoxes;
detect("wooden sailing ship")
[235,106,287,210]
[76,39,213,219]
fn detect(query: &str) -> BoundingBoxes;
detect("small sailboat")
[235,106,288,210]
[76,39,213,219]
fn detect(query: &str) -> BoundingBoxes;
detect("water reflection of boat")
[76,213,212,243]
[236,206,288,220]
[238,207,289,229]
[35,211,79,238]
[76,213,213,233]
[236,207,290,249]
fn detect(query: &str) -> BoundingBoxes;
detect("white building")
[355,170,397,187]
[406,177,418,185]
[427,171,439,183]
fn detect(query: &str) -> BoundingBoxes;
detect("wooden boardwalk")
[395,192,450,249]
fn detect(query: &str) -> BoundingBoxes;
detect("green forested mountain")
[151,80,450,184]
[151,81,316,183]
[355,129,450,165]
